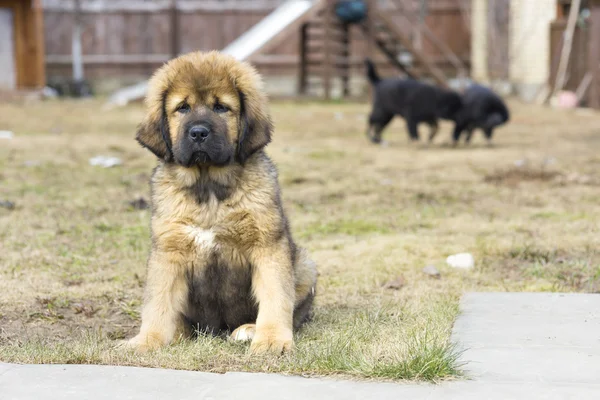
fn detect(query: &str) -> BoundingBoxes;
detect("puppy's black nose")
[189,125,210,142]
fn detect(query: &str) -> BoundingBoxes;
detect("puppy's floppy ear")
[236,90,273,164]
[136,92,173,162]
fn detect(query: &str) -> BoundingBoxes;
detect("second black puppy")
[365,59,462,144]
[452,84,510,145]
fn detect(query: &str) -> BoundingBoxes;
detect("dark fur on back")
[452,84,510,144]
[364,59,462,143]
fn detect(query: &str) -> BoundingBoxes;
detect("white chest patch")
[185,226,217,250]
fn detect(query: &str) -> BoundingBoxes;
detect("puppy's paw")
[118,333,163,353]
[249,325,293,355]
[230,324,256,342]
[367,134,381,144]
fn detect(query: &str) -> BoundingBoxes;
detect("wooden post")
[364,0,376,99]
[552,0,581,97]
[341,22,350,97]
[72,0,84,81]
[170,0,179,59]
[31,0,46,88]
[322,0,333,100]
[415,0,427,50]
[298,23,308,95]
[589,0,600,109]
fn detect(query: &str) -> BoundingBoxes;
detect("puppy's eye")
[213,103,229,114]
[176,103,191,114]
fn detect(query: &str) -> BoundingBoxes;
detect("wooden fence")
[43,0,471,84]
[549,21,590,93]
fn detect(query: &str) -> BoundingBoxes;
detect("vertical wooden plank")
[322,0,332,100]
[142,11,152,75]
[12,1,25,88]
[170,0,179,58]
[297,22,308,95]
[590,0,600,109]
[31,0,46,87]
[71,0,84,81]
[364,0,375,99]
[341,22,349,97]
[552,0,582,96]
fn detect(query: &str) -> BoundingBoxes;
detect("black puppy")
[364,59,462,144]
[452,84,510,145]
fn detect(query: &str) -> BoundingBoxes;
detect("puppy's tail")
[364,58,380,85]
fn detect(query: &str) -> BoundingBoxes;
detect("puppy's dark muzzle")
[188,125,210,143]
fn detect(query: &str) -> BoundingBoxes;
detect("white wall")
[0,8,16,90]
[509,0,557,101]
[471,0,489,83]
[470,0,557,101]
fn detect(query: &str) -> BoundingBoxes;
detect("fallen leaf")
[72,302,98,318]
[382,276,406,290]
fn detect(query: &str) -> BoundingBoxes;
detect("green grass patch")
[300,219,390,239]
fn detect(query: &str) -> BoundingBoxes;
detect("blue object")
[335,1,367,24]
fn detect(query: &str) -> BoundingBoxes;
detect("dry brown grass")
[1,97,599,380]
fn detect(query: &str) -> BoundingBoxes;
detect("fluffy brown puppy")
[125,51,317,354]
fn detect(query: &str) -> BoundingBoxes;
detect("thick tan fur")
[125,51,317,354]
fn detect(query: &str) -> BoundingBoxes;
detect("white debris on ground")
[513,158,528,167]
[422,265,441,278]
[0,131,14,139]
[446,253,475,269]
[89,156,123,168]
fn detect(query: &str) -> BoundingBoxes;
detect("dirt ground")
[0,97,599,380]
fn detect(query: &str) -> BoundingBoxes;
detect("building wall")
[471,0,557,100]
[0,0,46,90]
[509,0,557,101]
[471,0,488,82]
[0,8,16,89]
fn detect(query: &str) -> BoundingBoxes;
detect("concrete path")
[2,292,599,399]
[453,292,600,384]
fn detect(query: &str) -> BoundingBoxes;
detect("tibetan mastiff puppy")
[451,84,510,145]
[364,58,462,144]
[125,51,317,354]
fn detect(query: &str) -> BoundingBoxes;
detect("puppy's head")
[436,89,463,121]
[136,51,272,167]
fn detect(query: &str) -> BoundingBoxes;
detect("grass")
[1,98,600,381]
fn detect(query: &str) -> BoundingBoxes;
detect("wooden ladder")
[364,8,449,87]
[298,7,352,99]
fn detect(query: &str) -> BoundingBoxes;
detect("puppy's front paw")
[230,324,256,342]
[119,333,163,353]
[249,325,293,355]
